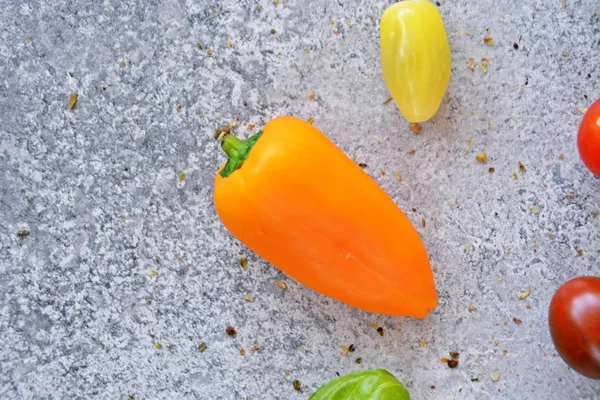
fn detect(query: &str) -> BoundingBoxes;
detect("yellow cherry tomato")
[380,0,451,123]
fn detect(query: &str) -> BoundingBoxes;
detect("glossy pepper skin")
[310,369,410,400]
[380,0,451,123]
[213,116,437,318]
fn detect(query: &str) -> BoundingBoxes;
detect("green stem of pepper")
[214,125,262,178]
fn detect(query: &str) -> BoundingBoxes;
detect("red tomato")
[578,99,600,177]
[548,276,600,379]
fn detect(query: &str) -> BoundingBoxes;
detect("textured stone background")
[1,0,599,399]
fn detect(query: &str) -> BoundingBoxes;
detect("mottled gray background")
[1,0,599,399]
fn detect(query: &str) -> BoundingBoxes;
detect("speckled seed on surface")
[0,0,599,399]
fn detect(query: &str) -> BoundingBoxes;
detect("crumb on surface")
[519,287,531,300]
[68,93,78,110]
[484,37,495,46]
[410,123,422,134]
[340,345,350,356]
[480,58,489,72]
[468,58,476,72]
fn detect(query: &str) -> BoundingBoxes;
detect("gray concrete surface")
[1,0,599,399]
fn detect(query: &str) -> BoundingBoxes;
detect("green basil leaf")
[310,369,411,400]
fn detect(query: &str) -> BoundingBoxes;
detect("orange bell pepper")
[213,116,437,318]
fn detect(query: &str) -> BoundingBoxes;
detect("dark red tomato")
[548,276,600,379]
[577,98,600,177]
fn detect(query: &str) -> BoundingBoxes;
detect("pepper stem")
[214,125,262,178]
